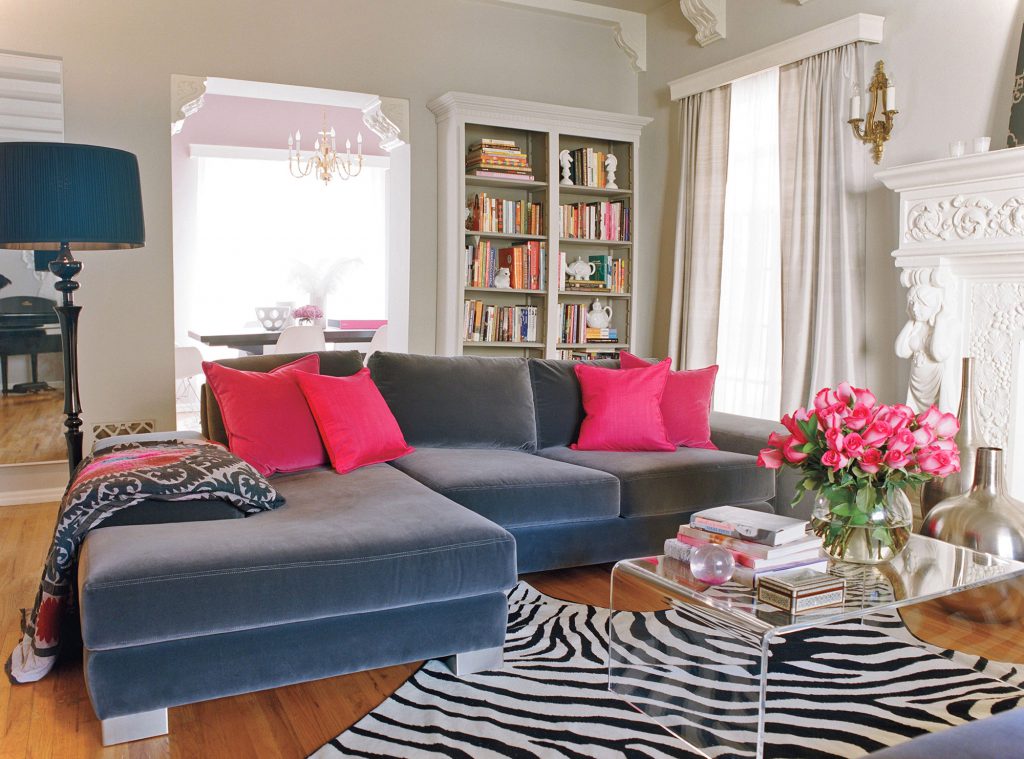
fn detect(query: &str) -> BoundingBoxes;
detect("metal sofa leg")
[443,645,504,676]
[100,708,168,746]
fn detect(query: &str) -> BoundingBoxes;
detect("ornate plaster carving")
[679,0,726,47]
[905,194,1024,243]
[170,75,207,136]
[362,97,408,152]
[895,267,959,412]
[968,281,1024,448]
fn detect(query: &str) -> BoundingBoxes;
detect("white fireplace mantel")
[877,147,1024,495]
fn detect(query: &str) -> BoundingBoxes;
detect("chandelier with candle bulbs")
[287,112,363,185]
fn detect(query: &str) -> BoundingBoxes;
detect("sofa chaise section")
[79,464,516,739]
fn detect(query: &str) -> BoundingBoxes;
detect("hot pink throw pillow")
[294,368,414,474]
[572,359,675,452]
[202,354,327,476]
[619,352,718,450]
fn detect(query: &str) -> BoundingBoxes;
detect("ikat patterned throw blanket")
[5,439,284,684]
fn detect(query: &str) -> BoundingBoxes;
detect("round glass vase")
[810,486,913,564]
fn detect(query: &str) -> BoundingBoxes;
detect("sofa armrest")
[92,430,205,455]
[709,411,814,520]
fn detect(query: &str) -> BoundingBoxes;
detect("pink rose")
[912,425,936,447]
[821,449,849,471]
[935,412,959,439]
[879,405,914,432]
[843,432,865,457]
[836,382,856,405]
[758,447,784,469]
[781,413,807,443]
[932,437,957,453]
[887,428,916,456]
[844,404,874,431]
[767,431,790,449]
[854,387,877,408]
[859,447,883,474]
[917,406,943,429]
[862,420,893,446]
[783,437,808,463]
[814,387,838,412]
[883,448,910,470]
[918,447,960,477]
[825,428,845,453]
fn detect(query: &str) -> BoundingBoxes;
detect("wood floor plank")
[2,500,1023,758]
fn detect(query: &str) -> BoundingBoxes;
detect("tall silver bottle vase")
[921,447,1024,622]
[921,447,1024,559]
[920,357,986,517]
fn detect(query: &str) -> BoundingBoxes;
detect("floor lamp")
[0,143,145,476]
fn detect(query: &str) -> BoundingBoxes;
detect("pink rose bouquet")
[293,305,324,325]
[757,382,960,560]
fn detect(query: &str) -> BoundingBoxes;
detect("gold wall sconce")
[849,60,898,164]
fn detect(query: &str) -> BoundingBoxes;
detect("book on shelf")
[557,348,622,361]
[558,253,629,295]
[563,147,617,189]
[663,540,828,588]
[559,200,630,242]
[463,300,540,343]
[466,139,533,176]
[469,138,519,149]
[497,242,546,290]
[467,193,543,236]
[470,169,536,181]
[690,506,809,547]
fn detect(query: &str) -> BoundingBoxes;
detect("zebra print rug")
[311,583,1024,758]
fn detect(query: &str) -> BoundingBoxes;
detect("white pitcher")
[586,298,613,329]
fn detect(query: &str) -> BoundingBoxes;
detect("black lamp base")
[49,242,83,477]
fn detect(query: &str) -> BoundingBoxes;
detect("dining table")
[187,326,376,356]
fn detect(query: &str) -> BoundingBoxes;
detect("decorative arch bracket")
[679,0,726,47]
[362,97,409,152]
[170,74,207,136]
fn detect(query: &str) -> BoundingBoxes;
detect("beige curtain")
[667,84,731,370]
[778,43,866,410]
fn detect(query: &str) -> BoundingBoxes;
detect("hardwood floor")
[0,391,65,465]
[1,501,1022,758]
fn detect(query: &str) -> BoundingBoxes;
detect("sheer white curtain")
[714,67,782,419]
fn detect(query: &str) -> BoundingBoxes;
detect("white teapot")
[494,267,511,289]
[586,298,613,329]
[563,256,596,280]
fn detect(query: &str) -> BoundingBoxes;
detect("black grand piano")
[0,295,62,394]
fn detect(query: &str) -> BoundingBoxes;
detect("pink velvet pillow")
[619,352,718,450]
[294,368,414,474]
[202,354,326,476]
[572,358,675,452]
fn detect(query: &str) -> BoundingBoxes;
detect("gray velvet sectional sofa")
[77,350,775,744]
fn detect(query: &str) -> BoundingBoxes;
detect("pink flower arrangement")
[293,305,324,324]
[758,382,960,559]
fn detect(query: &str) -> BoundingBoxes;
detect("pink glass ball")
[689,543,736,585]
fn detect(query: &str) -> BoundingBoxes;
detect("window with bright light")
[714,67,782,420]
[192,154,387,332]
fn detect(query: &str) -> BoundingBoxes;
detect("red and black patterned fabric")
[6,439,284,683]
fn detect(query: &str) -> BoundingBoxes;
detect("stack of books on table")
[664,505,825,587]
[466,139,534,180]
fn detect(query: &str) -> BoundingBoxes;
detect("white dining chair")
[271,325,326,355]
[363,324,389,366]
[174,345,204,402]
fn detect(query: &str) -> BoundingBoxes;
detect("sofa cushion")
[388,447,619,527]
[98,498,245,528]
[368,352,537,451]
[863,709,1024,759]
[78,465,516,650]
[201,350,364,445]
[536,446,773,518]
[528,358,619,449]
[573,359,675,452]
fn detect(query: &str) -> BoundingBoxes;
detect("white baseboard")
[0,486,65,507]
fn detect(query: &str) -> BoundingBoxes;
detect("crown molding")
[679,0,726,47]
[427,91,651,141]
[669,13,883,100]
[484,0,646,72]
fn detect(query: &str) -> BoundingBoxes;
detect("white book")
[690,506,808,547]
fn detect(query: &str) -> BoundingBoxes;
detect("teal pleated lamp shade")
[0,142,145,250]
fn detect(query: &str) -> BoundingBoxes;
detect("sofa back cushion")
[368,352,537,450]
[201,350,364,445]
[528,358,619,449]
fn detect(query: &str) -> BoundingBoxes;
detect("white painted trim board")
[668,13,884,100]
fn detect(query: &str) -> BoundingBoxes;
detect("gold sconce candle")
[849,60,898,164]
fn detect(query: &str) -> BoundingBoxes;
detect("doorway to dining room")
[170,76,409,430]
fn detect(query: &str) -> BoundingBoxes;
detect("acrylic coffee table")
[607,534,1024,759]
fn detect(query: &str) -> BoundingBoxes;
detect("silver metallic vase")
[921,447,1024,560]
[920,357,986,518]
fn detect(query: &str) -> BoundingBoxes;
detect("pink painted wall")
[174,94,386,155]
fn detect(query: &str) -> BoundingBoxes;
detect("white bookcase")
[427,92,650,359]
